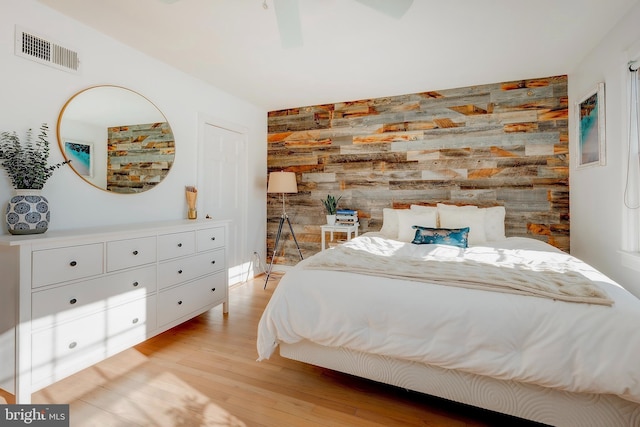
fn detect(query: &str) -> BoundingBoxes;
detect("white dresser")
[0,219,229,404]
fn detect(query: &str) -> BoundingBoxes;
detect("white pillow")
[437,203,486,245]
[396,209,438,242]
[380,208,403,239]
[410,205,438,223]
[483,206,506,241]
[410,204,437,213]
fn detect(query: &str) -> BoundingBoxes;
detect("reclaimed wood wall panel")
[107,122,174,193]
[267,75,569,265]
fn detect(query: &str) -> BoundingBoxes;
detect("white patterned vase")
[5,190,50,235]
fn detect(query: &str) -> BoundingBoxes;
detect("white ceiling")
[38,0,640,111]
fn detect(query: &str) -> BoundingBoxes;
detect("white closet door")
[199,119,248,285]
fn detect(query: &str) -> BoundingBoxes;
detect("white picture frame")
[576,82,606,168]
[64,139,94,177]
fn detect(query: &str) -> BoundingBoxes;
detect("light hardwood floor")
[11,274,543,426]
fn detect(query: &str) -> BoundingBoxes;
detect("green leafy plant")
[321,194,342,215]
[0,124,70,190]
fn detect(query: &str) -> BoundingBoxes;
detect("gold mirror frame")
[57,85,175,194]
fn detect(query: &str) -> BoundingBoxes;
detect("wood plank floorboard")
[24,273,546,427]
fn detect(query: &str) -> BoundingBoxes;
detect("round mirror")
[57,85,175,194]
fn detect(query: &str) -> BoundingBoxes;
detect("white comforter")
[257,236,640,403]
[303,236,613,305]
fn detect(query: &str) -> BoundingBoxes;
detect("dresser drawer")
[106,236,156,272]
[196,227,225,252]
[157,272,226,327]
[157,231,195,261]
[32,243,104,288]
[157,249,225,290]
[31,295,156,387]
[32,265,156,330]
[104,294,157,354]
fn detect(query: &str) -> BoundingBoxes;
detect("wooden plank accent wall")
[107,122,175,194]
[267,75,569,265]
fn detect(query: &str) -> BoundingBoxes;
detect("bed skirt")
[280,341,640,427]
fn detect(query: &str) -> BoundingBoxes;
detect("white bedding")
[303,236,613,305]
[257,236,640,403]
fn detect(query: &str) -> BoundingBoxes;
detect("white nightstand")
[320,223,359,251]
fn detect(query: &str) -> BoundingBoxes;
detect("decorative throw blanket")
[304,239,614,306]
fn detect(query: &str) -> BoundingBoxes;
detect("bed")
[256,204,640,426]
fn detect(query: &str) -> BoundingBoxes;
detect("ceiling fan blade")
[273,0,303,48]
[354,0,414,19]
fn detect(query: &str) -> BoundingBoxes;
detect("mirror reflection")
[57,85,175,194]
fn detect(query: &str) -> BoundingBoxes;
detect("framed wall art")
[64,140,93,177]
[576,82,606,168]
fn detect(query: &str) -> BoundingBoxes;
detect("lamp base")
[264,214,303,289]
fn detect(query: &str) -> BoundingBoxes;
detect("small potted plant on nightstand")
[321,194,341,225]
[0,123,70,234]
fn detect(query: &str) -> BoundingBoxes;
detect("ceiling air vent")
[14,26,80,73]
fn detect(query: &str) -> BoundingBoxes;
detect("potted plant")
[321,194,341,225]
[0,123,70,234]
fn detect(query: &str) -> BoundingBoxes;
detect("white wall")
[0,0,268,276]
[569,1,640,297]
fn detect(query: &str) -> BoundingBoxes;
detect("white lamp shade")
[267,171,298,194]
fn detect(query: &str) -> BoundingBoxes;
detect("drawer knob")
[133,250,139,255]
[69,261,77,267]
[69,298,77,305]
[178,243,183,247]
[211,288,216,292]
[211,237,216,241]
[132,318,139,324]
[178,300,183,305]
[133,281,139,287]
[211,260,216,264]
[178,269,183,274]
[69,341,77,349]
